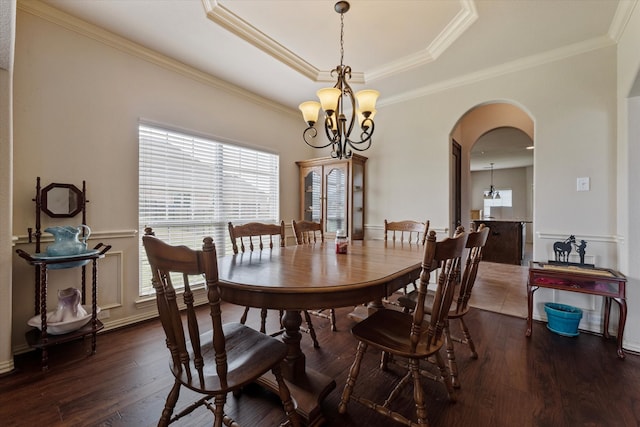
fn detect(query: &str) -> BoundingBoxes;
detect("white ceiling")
[38,0,632,114]
[470,127,533,171]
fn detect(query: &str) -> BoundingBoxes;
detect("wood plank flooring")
[1,262,639,427]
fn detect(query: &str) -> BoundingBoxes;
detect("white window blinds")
[138,123,279,295]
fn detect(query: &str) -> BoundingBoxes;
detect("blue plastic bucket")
[544,303,583,337]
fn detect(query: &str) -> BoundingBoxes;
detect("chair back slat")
[410,229,467,351]
[454,223,490,314]
[142,229,226,383]
[228,221,285,253]
[292,219,324,244]
[384,219,430,245]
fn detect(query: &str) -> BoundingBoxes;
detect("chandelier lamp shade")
[484,163,501,199]
[299,1,379,160]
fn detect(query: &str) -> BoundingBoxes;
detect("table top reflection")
[217,239,425,310]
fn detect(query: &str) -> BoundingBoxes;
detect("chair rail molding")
[14,229,138,245]
[536,231,620,244]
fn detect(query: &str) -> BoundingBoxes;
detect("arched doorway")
[450,102,535,261]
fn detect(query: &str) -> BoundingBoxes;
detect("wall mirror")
[41,183,83,217]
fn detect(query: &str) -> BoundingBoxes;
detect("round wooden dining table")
[217,239,425,426]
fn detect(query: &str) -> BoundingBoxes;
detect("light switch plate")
[577,177,590,191]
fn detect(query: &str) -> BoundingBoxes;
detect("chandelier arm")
[345,134,373,153]
[323,116,340,144]
[298,1,378,160]
[343,79,357,139]
[345,119,374,147]
[331,142,342,159]
[303,126,334,149]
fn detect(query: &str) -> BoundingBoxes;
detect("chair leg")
[434,350,456,402]
[240,306,250,325]
[338,341,367,414]
[329,308,338,332]
[158,380,181,427]
[307,308,338,332]
[272,364,301,427]
[459,317,478,359]
[380,351,390,371]
[213,394,226,427]
[409,358,429,426]
[260,308,268,333]
[302,310,320,348]
[444,320,460,389]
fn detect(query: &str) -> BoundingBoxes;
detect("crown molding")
[380,35,616,108]
[17,0,297,117]
[367,0,478,82]
[203,0,474,85]
[203,0,319,81]
[608,0,638,42]
[202,0,366,84]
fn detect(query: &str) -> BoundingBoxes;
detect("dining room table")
[216,239,426,426]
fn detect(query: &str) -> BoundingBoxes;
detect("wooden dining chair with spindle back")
[227,221,286,335]
[398,223,490,388]
[142,228,300,427]
[383,219,430,304]
[338,229,467,427]
[384,219,430,246]
[291,219,337,335]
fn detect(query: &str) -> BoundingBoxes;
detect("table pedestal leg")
[257,310,336,426]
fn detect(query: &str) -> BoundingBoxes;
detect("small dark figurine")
[576,240,587,264]
[550,235,593,267]
[553,235,575,263]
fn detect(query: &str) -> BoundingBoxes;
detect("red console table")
[526,261,627,359]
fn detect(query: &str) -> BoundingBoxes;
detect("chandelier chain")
[340,12,345,67]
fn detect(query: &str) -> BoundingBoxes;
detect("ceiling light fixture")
[299,1,379,160]
[484,163,501,199]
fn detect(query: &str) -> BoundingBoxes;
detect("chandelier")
[299,1,379,160]
[484,163,501,199]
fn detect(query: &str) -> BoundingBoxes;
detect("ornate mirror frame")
[41,182,84,218]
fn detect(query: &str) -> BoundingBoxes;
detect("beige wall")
[4,2,640,368]
[10,8,310,354]
[617,1,640,357]
[370,46,617,255]
[0,0,15,374]
[470,167,531,221]
[365,45,631,344]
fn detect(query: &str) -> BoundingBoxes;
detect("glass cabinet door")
[352,160,364,238]
[324,165,347,234]
[302,167,322,222]
[297,155,366,240]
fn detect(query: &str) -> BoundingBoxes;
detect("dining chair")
[291,219,337,334]
[384,219,430,246]
[141,228,300,427]
[397,224,490,388]
[383,219,430,302]
[228,221,286,334]
[338,229,467,427]
[228,220,319,347]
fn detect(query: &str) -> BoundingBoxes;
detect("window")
[483,189,512,218]
[138,123,279,295]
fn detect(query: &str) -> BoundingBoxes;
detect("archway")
[450,101,534,260]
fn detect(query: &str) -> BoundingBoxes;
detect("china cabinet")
[15,177,111,371]
[296,154,366,240]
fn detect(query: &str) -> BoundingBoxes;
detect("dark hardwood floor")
[2,285,639,426]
